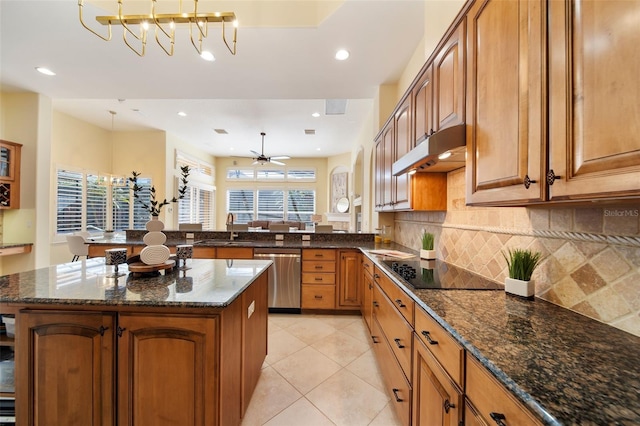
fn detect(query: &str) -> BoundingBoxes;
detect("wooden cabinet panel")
[412,335,463,426]
[0,140,22,209]
[374,284,413,380]
[217,247,253,259]
[338,250,361,308]
[362,265,374,332]
[17,310,115,426]
[466,354,542,426]
[302,260,336,273]
[371,318,411,426]
[413,65,434,145]
[88,244,134,258]
[383,123,395,210]
[375,271,414,326]
[548,0,640,200]
[302,272,335,285]
[118,314,218,426]
[375,136,385,210]
[302,249,336,261]
[301,285,336,309]
[193,247,216,259]
[394,97,412,210]
[433,23,465,131]
[466,0,546,205]
[414,306,464,388]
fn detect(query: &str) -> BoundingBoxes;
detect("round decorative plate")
[143,231,167,246]
[140,245,170,265]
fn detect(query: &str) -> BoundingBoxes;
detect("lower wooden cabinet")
[361,262,374,332]
[302,249,337,310]
[301,284,336,309]
[412,334,463,426]
[338,250,361,309]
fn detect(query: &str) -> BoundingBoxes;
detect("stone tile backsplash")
[394,168,640,337]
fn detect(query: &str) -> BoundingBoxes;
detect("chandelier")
[78,0,237,57]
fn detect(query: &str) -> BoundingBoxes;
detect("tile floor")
[241,313,403,426]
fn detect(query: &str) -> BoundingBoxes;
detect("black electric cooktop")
[381,259,503,290]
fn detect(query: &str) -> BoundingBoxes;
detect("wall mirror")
[336,197,350,213]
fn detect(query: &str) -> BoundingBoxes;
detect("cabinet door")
[0,140,21,209]
[434,23,465,131]
[412,336,463,426]
[18,310,115,426]
[413,65,435,145]
[374,136,385,211]
[383,123,395,210]
[338,251,361,308]
[548,0,640,201]
[117,314,218,426]
[394,97,412,210]
[361,263,374,332]
[466,0,547,205]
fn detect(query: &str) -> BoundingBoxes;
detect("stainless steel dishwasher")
[254,248,301,313]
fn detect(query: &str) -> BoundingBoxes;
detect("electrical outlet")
[186,233,195,239]
[247,300,255,318]
[302,235,311,241]
[275,234,284,241]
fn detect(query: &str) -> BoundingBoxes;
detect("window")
[227,189,315,224]
[227,167,316,182]
[226,169,254,180]
[86,174,107,232]
[256,169,285,180]
[178,183,214,230]
[287,169,316,180]
[56,169,83,234]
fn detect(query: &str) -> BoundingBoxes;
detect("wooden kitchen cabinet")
[217,247,253,259]
[337,250,361,309]
[547,0,640,201]
[413,65,434,145]
[433,21,465,132]
[394,97,412,210]
[361,259,375,332]
[465,0,547,205]
[0,140,22,209]
[374,135,385,210]
[382,123,395,211]
[301,249,337,310]
[412,335,463,426]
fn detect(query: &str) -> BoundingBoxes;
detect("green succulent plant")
[502,248,542,281]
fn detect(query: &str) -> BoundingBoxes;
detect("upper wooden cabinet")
[413,65,434,145]
[465,0,547,205]
[548,0,640,201]
[0,140,22,209]
[394,97,412,210]
[434,22,465,132]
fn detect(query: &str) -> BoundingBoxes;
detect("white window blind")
[112,185,130,232]
[256,169,285,180]
[227,169,255,180]
[132,178,152,230]
[287,169,316,180]
[86,174,107,232]
[287,190,315,222]
[198,188,213,230]
[176,151,214,178]
[56,169,83,234]
[178,182,214,230]
[257,189,284,220]
[227,190,254,223]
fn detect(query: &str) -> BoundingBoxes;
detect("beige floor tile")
[340,320,373,345]
[272,346,342,394]
[368,402,402,426]
[312,313,361,330]
[269,313,301,329]
[311,330,371,367]
[345,349,388,394]
[306,369,389,425]
[263,398,336,426]
[268,321,283,334]
[241,366,302,426]
[286,317,339,345]
[266,329,307,364]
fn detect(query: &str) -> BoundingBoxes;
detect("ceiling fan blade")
[269,159,286,166]
[250,150,261,157]
[252,160,260,166]
[270,155,291,160]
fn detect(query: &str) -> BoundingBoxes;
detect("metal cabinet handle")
[395,299,406,308]
[444,399,455,413]
[369,283,373,290]
[394,338,405,349]
[421,330,438,345]
[547,169,561,186]
[314,253,323,257]
[315,265,323,269]
[490,412,507,426]
[98,326,109,336]
[392,388,403,402]
[373,301,379,308]
[116,326,126,337]
[315,277,323,281]
[372,335,380,344]
[523,175,537,189]
[374,274,380,279]
[314,295,323,299]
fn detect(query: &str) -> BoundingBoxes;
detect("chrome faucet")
[226,213,237,241]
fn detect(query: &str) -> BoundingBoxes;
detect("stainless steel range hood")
[392,124,466,175]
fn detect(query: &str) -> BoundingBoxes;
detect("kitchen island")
[0,258,271,425]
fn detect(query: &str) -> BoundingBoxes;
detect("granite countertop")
[89,237,378,250]
[0,258,272,308]
[364,249,640,425]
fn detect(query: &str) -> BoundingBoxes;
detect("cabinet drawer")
[216,247,253,259]
[414,306,464,388]
[302,249,336,261]
[362,258,374,277]
[466,354,542,426]
[193,247,216,259]
[375,270,414,326]
[302,260,336,273]
[373,284,412,380]
[371,318,411,426]
[301,285,336,309]
[302,273,335,285]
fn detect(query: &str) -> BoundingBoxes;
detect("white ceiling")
[0,0,428,159]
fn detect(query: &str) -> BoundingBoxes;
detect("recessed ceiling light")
[316,147,321,151]
[305,129,316,135]
[35,67,55,76]
[335,49,350,60]
[312,112,320,118]
[200,51,215,61]
[177,111,187,117]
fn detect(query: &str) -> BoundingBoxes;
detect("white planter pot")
[505,277,535,298]
[420,249,436,260]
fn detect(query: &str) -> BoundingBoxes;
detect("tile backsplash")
[394,168,640,337]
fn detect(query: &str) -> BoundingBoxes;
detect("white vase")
[420,249,436,260]
[505,277,535,298]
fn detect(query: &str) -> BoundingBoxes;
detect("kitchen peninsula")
[0,258,271,425]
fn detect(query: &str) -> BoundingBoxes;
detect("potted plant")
[103,229,115,238]
[420,231,436,260]
[502,248,543,298]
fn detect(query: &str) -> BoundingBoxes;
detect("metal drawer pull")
[394,338,405,349]
[523,174,537,189]
[444,399,455,413]
[369,283,373,289]
[116,326,126,337]
[421,330,438,345]
[374,274,380,279]
[372,335,380,344]
[373,301,379,308]
[314,253,323,257]
[314,295,323,299]
[315,265,323,269]
[395,299,406,308]
[547,169,561,185]
[490,412,507,426]
[98,326,109,336]
[392,388,403,402]
[315,277,323,281]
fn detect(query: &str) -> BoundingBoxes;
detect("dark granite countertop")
[364,248,640,425]
[0,258,272,309]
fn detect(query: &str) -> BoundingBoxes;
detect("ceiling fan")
[250,132,290,166]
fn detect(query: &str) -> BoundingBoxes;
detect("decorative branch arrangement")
[129,166,190,217]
